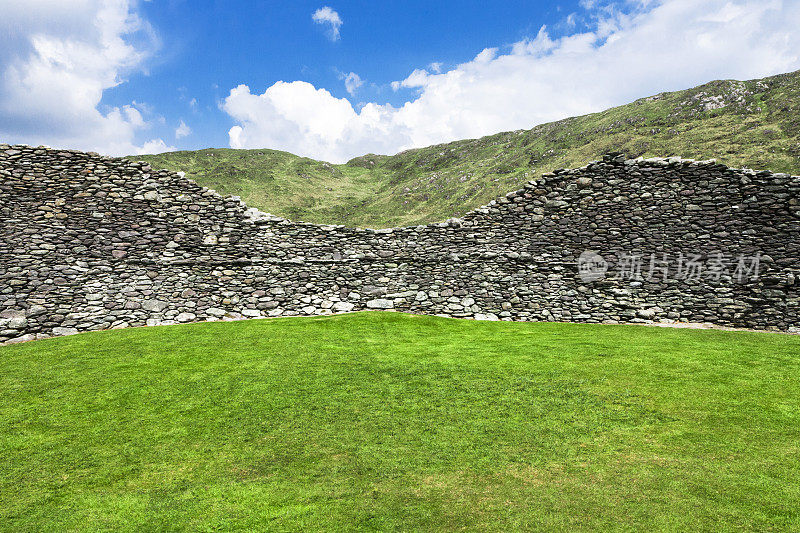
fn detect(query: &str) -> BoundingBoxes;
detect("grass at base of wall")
[1,312,799,531]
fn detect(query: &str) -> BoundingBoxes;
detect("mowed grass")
[1,312,799,531]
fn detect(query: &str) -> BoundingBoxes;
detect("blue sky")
[2,1,800,161]
[102,0,594,150]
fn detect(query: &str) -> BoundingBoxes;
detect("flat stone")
[142,300,168,312]
[332,302,355,312]
[366,299,394,309]
[52,327,79,336]
[7,317,27,329]
[8,333,37,344]
[27,304,46,316]
[637,308,657,319]
[175,312,196,323]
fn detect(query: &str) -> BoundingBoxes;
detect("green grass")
[1,313,799,531]
[131,70,800,228]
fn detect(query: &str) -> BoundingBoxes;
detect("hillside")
[2,312,799,530]
[132,70,800,228]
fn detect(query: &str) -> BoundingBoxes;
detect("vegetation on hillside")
[2,313,799,531]
[132,70,800,227]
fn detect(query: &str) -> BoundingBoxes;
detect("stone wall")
[1,144,798,343]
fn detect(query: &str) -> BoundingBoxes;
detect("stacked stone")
[1,145,798,344]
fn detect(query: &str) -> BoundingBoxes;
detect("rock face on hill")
[1,144,798,343]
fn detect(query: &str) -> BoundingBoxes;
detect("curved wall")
[1,145,798,343]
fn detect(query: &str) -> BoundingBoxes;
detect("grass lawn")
[1,312,799,531]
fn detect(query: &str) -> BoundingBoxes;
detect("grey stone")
[637,308,657,319]
[366,299,394,309]
[8,317,27,329]
[142,300,168,312]
[8,333,37,344]
[27,304,46,316]
[52,327,79,336]
[175,312,196,323]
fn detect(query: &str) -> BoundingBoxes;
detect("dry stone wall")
[1,144,798,343]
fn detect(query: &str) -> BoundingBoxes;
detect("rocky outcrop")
[1,145,798,343]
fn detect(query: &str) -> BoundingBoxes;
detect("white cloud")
[394,68,432,90]
[312,6,342,41]
[175,119,191,139]
[0,0,169,155]
[566,13,577,27]
[224,0,800,163]
[137,138,174,155]
[223,81,406,162]
[341,72,364,95]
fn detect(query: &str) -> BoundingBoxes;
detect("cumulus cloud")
[223,0,800,163]
[139,138,174,154]
[175,119,191,139]
[223,81,407,162]
[312,6,342,41]
[0,0,169,155]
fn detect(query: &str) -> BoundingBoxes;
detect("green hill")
[132,70,800,228]
[2,312,799,530]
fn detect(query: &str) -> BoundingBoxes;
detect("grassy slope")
[132,70,800,228]
[1,312,799,531]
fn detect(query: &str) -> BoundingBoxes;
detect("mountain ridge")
[130,69,800,228]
